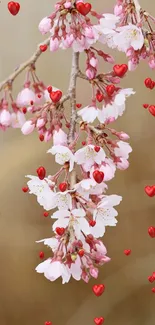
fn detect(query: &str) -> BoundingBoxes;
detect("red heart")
[113,64,128,77]
[148,226,155,238]
[92,284,105,297]
[76,103,82,108]
[89,220,96,227]
[152,288,155,293]
[148,276,154,283]
[93,170,104,184]
[96,91,104,102]
[36,166,46,180]
[94,146,100,152]
[40,44,48,52]
[56,227,65,236]
[8,1,20,15]
[144,185,155,197]
[106,84,115,96]
[50,90,62,103]
[76,2,91,16]
[45,322,52,325]
[94,317,104,325]
[149,105,155,117]
[124,249,131,256]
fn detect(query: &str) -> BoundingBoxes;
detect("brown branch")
[0,37,50,92]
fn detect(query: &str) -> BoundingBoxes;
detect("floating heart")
[89,220,96,227]
[76,103,82,108]
[113,64,128,77]
[93,170,104,184]
[94,146,100,152]
[45,322,52,325]
[92,284,105,296]
[40,44,48,52]
[59,182,67,192]
[96,92,104,102]
[8,1,20,15]
[152,288,155,293]
[149,105,155,117]
[56,227,65,236]
[148,226,155,238]
[106,84,115,96]
[144,185,155,197]
[76,2,91,16]
[36,166,46,180]
[148,276,154,283]
[124,249,131,256]
[94,317,104,325]
[50,90,62,103]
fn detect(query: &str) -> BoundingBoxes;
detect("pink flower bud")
[128,60,137,71]
[82,271,90,283]
[50,38,59,52]
[114,4,123,16]
[0,109,11,126]
[64,1,72,8]
[21,120,35,135]
[86,69,95,80]
[53,129,67,145]
[116,132,130,140]
[38,17,51,34]
[149,58,155,69]
[16,88,36,107]
[89,57,98,68]
[36,118,45,128]
[90,267,99,278]
[44,131,52,142]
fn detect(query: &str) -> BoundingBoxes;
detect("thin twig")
[0,37,50,91]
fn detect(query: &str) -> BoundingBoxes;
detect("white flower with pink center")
[90,195,122,238]
[52,208,90,237]
[90,158,116,182]
[114,141,132,159]
[36,259,71,284]
[48,145,75,172]
[113,24,144,51]
[98,88,135,123]
[75,145,106,172]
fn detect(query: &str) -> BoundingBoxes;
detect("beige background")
[0,0,155,324]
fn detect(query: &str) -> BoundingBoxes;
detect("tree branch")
[68,52,79,188]
[0,37,50,92]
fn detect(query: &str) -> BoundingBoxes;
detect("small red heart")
[39,251,44,259]
[113,64,128,77]
[40,44,48,52]
[43,211,49,217]
[56,227,65,236]
[45,322,52,325]
[94,317,104,325]
[76,2,91,16]
[93,170,104,184]
[78,249,85,257]
[124,249,131,256]
[149,105,155,117]
[22,186,29,193]
[143,104,149,109]
[36,166,46,180]
[152,288,155,293]
[94,146,100,152]
[144,185,155,197]
[148,276,154,283]
[106,84,115,96]
[96,91,104,102]
[92,284,105,297]
[148,226,155,238]
[59,182,67,192]
[50,90,62,103]
[76,103,82,108]
[89,220,96,227]
[152,272,155,279]
[8,1,20,15]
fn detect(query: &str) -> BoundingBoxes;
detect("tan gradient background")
[0,0,155,324]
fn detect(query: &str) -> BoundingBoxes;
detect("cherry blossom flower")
[75,145,106,172]
[11,111,26,128]
[114,141,132,159]
[48,145,75,172]
[113,24,144,52]
[78,105,98,123]
[36,259,71,284]
[90,158,116,182]
[89,195,122,238]
[53,129,67,146]
[21,120,35,135]
[38,17,52,35]
[99,13,120,29]
[0,109,11,126]
[52,208,90,237]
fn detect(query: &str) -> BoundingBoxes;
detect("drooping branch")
[0,37,50,92]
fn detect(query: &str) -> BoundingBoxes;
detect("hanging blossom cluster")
[2,0,155,284]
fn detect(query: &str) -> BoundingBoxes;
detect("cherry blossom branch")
[68,52,79,188]
[0,37,50,92]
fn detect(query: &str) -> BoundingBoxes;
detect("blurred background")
[0,0,155,324]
